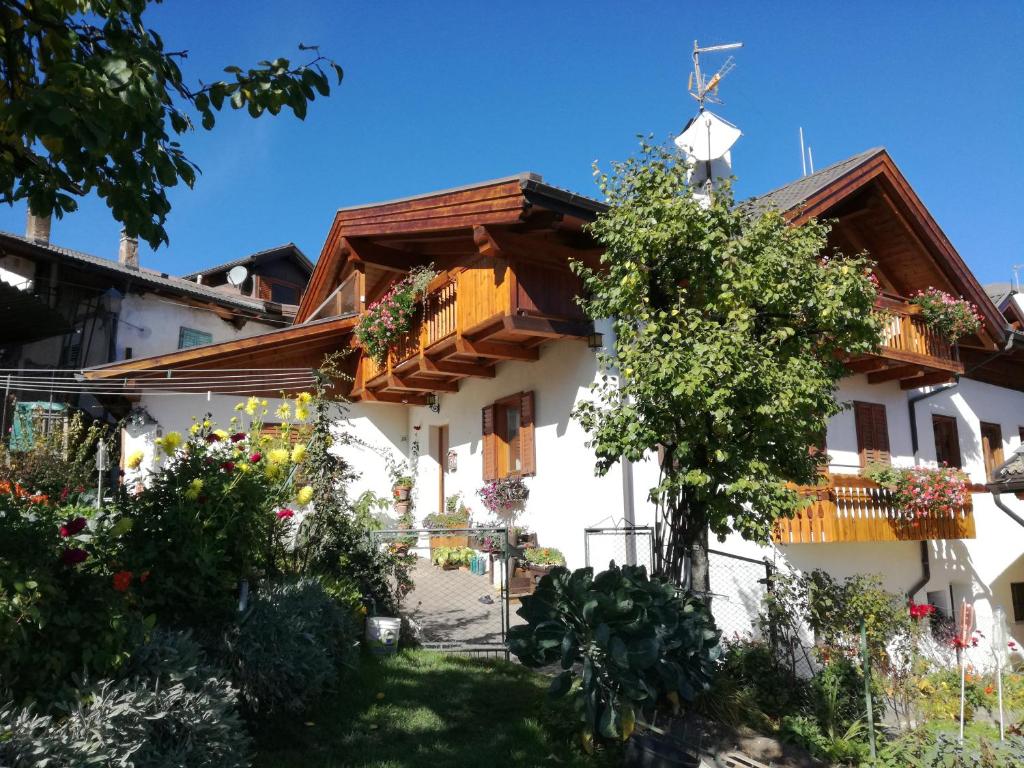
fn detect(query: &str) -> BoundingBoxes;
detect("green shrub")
[779,713,868,765]
[524,547,566,566]
[431,546,475,568]
[698,637,808,730]
[508,563,720,744]
[0,496,145,707]
[0,631,250,768]
[221,578,359,715]
[876,728,1024,768]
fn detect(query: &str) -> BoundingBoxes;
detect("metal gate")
[707,548,774,640]
[583,526,655,572]
[371,527,510,658]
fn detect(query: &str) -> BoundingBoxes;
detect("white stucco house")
[85,148,1024,654]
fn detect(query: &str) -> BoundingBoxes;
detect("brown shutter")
[981,422,1004,480]
[854,401,890,468]
[481,405,497,481]
[519,391,536,476]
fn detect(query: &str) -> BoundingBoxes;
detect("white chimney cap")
[674,110,742,162]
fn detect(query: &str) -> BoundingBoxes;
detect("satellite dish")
[226,265,249,287]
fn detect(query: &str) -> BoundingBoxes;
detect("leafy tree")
[572,142,882,591]
[0,0,343,247]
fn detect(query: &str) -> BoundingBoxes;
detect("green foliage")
[0,496,146,707]
[0,1,343,247]
[355,267,437,365]
[524,547,566,566]
[221,578,359,716]
[779,713,868,765]
[294,360,413,615]
[874,728,1024,768]
[431,546,475,568]
[697,637,808,731]
[423,503,471,529]
[0,631,250,768]
[508,562,720,744]
[0,409,108,498]
[572,141,883,568]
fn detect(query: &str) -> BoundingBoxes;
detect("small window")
[854,401,891,468]
[980,421,1004,481]
[178,327,213,349]
[1011,582,1024,623]
[932,415,962,469]
[270,282,299,304]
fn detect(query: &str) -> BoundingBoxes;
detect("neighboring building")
[986,282,1024,331]
[0,215,311,428]
[182,243,313,307]
[86,150,1024,652]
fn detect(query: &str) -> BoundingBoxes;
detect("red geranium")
[908,600,936,620]
[112,570,133,592]
[276,508,295,519]
[59,516,88,538]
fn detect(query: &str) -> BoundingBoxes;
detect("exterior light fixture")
[427,393,441,413]
[587,332,604,350]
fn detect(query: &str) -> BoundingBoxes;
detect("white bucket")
[365,616,402,656]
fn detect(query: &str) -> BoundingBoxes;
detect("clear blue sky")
[2,2,1021,285]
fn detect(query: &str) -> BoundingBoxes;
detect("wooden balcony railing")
[773,474,976,544]
[871,295,960,371]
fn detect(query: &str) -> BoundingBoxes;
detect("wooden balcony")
[773,474,976,544]
[352,253,591,404]
[847,294,963,388]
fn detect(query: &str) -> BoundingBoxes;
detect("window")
[482,392,535,480]
[980,421,1004,480]
[1012,582,1024,623]
[932,415,962,469]
[178,327,213,349]
[853,401,891,468]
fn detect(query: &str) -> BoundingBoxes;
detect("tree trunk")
[689,525,710,596]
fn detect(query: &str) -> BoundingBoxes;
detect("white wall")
[115,292,282,361]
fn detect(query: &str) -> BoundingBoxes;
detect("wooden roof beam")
[417,355,495,378]
[867,364,924,384]
[342,237,428,274]
[454,338,539,361]
[385,374,459,393]
[901,371,957,390]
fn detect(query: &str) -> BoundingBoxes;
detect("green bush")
[875,728,1024,768]
[431,546,475,568]
[221,578,359,715]
[698,637,808,730]
[0,495,145,707]
[0,631,250,768]
[508,562,720,744]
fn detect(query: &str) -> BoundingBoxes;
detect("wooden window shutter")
[481,405,498,481]
[519,391,536,476]
[981,421,1004,481]
[854,401,890,467]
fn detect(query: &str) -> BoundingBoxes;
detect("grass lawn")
[253,650,621,768]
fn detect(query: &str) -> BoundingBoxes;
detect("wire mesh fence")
[583,526,655,572]
[707,548,774,642]
[371,527,509,657]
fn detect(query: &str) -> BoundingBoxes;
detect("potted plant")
[355,266,437,365]
[477,477,529,520]
[910,288,983,344]
[865,463,970,519]
[431,546,474,570]
[393,476,413,502]
[523,547,565,572]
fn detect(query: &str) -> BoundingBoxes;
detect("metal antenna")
[1012,264,1023,294]
[689,39,743,110]
[799,127,807,176]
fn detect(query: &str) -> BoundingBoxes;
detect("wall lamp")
[587,332,604,350]
[426,393,441,413]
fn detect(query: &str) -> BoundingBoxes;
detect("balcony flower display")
[910,288,983,343]
[866,463,970,519]
[477,477,529,519]
[355,266,437,366]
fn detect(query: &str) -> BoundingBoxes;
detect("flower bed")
[866,463,970,518]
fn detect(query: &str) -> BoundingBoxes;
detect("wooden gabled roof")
[296,173,603,323]
[749,148,1005,349]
